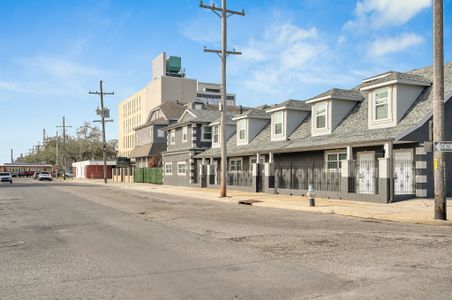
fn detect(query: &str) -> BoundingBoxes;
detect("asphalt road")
[1,179,451,299]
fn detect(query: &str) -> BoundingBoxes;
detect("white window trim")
[324,150,347,170]
[368,86,396,129]
[237,119,248,145]
[271,111,285,141]
[312,101,331,136]
[177,162,186,176]
[170,129,176,145]
[182,126,188,143]
[164,163,173,175]
[229,158,243,172]
[212,125,220,148]
[201,125,212,142]
[157,129,165,138]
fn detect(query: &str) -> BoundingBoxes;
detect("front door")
[357,152,376,194]
[394,150,414,195]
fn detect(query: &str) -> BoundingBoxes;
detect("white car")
[38,171,52,181]
[0,172,13,183]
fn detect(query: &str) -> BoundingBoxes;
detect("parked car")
[0,172,13,183]
[32,172,41,179]
[65,171,74,178]
[38,171,52,181]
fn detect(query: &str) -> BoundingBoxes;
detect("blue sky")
[0,0,451,163]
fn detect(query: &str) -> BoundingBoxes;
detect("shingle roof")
[360,71,431,89]
[233,108,270,120]
[306,88,364,103]
[267,99,311,111]
[197,63,452,158]
[129,143,167,158]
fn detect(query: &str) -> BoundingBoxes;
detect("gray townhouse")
[129,101,186,167]
[196,63,452,203]
[160,102,229,186]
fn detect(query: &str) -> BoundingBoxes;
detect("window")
[170,130,175,144]
[157,129,164,138]
[177,162,186,176]
[213,125,219,144]
[273,111,283,135]
[326,152,347,169]
[182,126,188,143]
[202,126,212,141]
[375,88,389,120]
[164,163,172,175]
[237,119,247,142]
[229,159,242,171]
[315,102,327,129]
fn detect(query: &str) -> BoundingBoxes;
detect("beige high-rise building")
[118,53,197,157]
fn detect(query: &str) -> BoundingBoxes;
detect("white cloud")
[367,33,424,57]
[345,0,431,30]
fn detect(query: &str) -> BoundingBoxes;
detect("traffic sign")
[434,141,452,152]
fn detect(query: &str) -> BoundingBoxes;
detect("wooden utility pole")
[57,117,72,180]
[55,131,59,176]
[433,0,447,220]
[90,80,114,184]
[200,0,244,197]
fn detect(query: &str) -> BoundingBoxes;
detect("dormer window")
[273,111,283,135]
[170,129,175,144]
[314,102,327,129]
[201,125,212,141]
[237,119,247,145]
[375,88,389,120]
[213,125,219,144]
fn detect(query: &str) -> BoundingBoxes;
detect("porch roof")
[129,143,166,159]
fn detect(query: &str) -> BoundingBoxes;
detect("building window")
[237,119,247,142]
[170,130,175,144]
[182,126,188,143]
[229,158,242,171]
[202,125,212,141]
[213,125,219,144]
[315,102,327,129]
[326,152,347,169]
[177,162,186,176]
[164,163,173,175]
[375,88,389,120]
[157,129,164,138]
[273,111,283,135]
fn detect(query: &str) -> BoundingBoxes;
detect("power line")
[89,80,114,184]
[200,0,244,198]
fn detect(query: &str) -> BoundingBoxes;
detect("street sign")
[434,141,452,152]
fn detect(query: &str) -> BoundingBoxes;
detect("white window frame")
[374,87,390,121]
[237,119,247,144]
[164,163,173,175]
[314,102,327,129]
[324,151,347,170]
[271,110,286,140]
[212,125,220,147]
[201,125,212,142]
[182,126,188,143]
[170,129,175,145]
[177,162,186,176]
[157,129,165,138]
[229,158,243,172]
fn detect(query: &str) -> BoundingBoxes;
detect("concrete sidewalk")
[66,179,452,226]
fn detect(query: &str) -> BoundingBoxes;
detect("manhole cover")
[238,199,263,206]
[0,240,25,248]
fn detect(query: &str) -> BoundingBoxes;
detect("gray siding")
[286,110,308,137]
[331,100,357,131]
[248,119,268,142]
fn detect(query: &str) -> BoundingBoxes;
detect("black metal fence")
[274,161,341,192]
[227,170,253,186]
[348,160,379,194]
[393,159,415,195]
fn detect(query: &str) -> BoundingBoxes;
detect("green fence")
[134,167,163,184]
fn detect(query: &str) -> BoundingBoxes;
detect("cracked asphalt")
[1,178,451,299]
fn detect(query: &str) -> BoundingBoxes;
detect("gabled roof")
[360,71,431,90]
[146,101,186,123]
[196,62,452,159]
[129,143,167,159]
[266,99,311,112]
[163,107,221,131]
[306,88,364,104]
[209,113,236,126]
[232,108,270,120]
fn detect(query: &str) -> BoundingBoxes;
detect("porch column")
[199,163,207,188]
[383,141,394,202]
[346,146,353,160]
[378,158,391,203]
[269,152,274,164]
[341,159,352,193]
[252,163,258,193]
[264,161,275,193]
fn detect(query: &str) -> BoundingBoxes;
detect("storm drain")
[238,199,263,206]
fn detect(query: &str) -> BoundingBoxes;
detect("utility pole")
[433,0,447,220]
[57,117,72,180]
[90,80,114,184]
[200,0,244,198]
[10,149,13,163]
[55,131,59,177]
